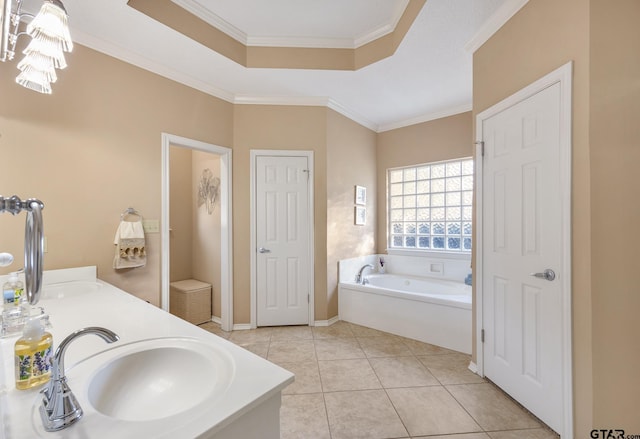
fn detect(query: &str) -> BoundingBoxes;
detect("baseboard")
[232,323,252,331]
[211,315,222,325]
[468,361,478,374]
[314,315,340,327]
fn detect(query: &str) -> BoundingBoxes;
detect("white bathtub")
[339,273,472,354]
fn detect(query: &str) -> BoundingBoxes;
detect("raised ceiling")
[175,0,411,49]
[52,0,525,131]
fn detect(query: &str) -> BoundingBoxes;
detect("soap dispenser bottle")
[15,317,53,390]
[3,272,23,305]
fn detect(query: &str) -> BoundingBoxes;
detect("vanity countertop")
[0,267,294,438]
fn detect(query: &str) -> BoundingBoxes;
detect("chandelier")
[1,0,73,94]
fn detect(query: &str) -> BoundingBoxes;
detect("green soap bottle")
[14,318,53,390]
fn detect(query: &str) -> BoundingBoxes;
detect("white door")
[481,82,566,433]
[256,155,310,326]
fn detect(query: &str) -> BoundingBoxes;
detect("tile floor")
[199,321,559,439]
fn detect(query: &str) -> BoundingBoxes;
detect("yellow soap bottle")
[15,318,53,390]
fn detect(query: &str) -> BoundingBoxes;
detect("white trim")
[326,99,378,132]
[171,0,247,44]
[250,150,315,329]
[314,315,340,327]
[232,323,252,331]
[468,361,478,374]
[211,315,222,325]
[378,104,473,133]
[161,133,234,332]
[234,95,330,107]
[464,0,530,53]
[475,61,573,439]
[172,0,408,50]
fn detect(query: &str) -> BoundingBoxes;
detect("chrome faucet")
[40,327,119,432]
[355,264,374,284]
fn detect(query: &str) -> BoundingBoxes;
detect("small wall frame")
[355,185,366,205]
[355,206,366,225]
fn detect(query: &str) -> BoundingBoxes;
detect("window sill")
[385,248,472,261]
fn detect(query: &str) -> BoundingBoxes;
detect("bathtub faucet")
[355,264,374,285]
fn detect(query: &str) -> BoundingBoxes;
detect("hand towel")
[113,220,146,269]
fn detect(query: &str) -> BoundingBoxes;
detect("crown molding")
[70,28,236,103]
[172,0,408,50]
[172,0,248,44]
[377,103,472,133]
[234,95,330,107]
[327,99,378,131]
[464,0,529,53]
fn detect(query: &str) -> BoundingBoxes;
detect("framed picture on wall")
[355,185,366,205]
[355,206,366,225]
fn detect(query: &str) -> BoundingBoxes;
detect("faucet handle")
[39,378,83,431]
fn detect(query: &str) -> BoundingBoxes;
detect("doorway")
[250,150,315,328]
[475,62,573,437]
[161,133,233,331]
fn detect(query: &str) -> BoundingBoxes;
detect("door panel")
[482,82,563,433]
[256,155,310,326]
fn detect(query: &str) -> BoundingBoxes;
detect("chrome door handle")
[530,269,556,281]
[258,247,271,253]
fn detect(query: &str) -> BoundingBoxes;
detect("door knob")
[258,247,271,253]
[529,269,556,281]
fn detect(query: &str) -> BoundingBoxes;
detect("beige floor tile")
[418,353,486,385]
[280,393,331,439]
[358,336,413,358]
[369,356,440,388]
[314,338,366,360]
[197,322,231,339]
[318,359,381,392]
[447,383,543,431]
[386,386,482,436]
[267,340,316,363]
[236,341,269,358]
[270,325,313,341]
[347,323,391,337]
[324,389,408,439]
[488,429,559,439]
[312,322,355,339]
[402,338,458,356]
[228,327,272,344]
[278,361,322,395]
[414,434,491,439]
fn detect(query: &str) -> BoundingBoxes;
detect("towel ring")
[121,207,142,221]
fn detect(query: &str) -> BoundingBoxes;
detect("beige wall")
[191,151,222,318]
[326,109,378,318]
[589,0,640,429]
[0,45,233,305]
[169,146,193,282]
[473,0,593,434]
[376,112,474,249]
[232,105,329,323]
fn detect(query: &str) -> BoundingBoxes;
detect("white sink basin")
[79,338,235,422]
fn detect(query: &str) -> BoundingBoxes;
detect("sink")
[81,338,235,422]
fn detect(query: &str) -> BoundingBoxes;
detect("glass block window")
[388,158,473,252]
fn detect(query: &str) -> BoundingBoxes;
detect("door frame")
[250,149,315,329]
[161,133,234,331]
[475,61,573,437]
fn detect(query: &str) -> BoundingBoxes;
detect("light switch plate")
[142,219,160,234]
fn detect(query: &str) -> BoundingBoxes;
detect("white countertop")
[0,267,294,438]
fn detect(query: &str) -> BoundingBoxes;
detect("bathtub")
[338,273,472,354]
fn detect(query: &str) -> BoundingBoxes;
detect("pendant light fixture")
[1,0,73,94]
